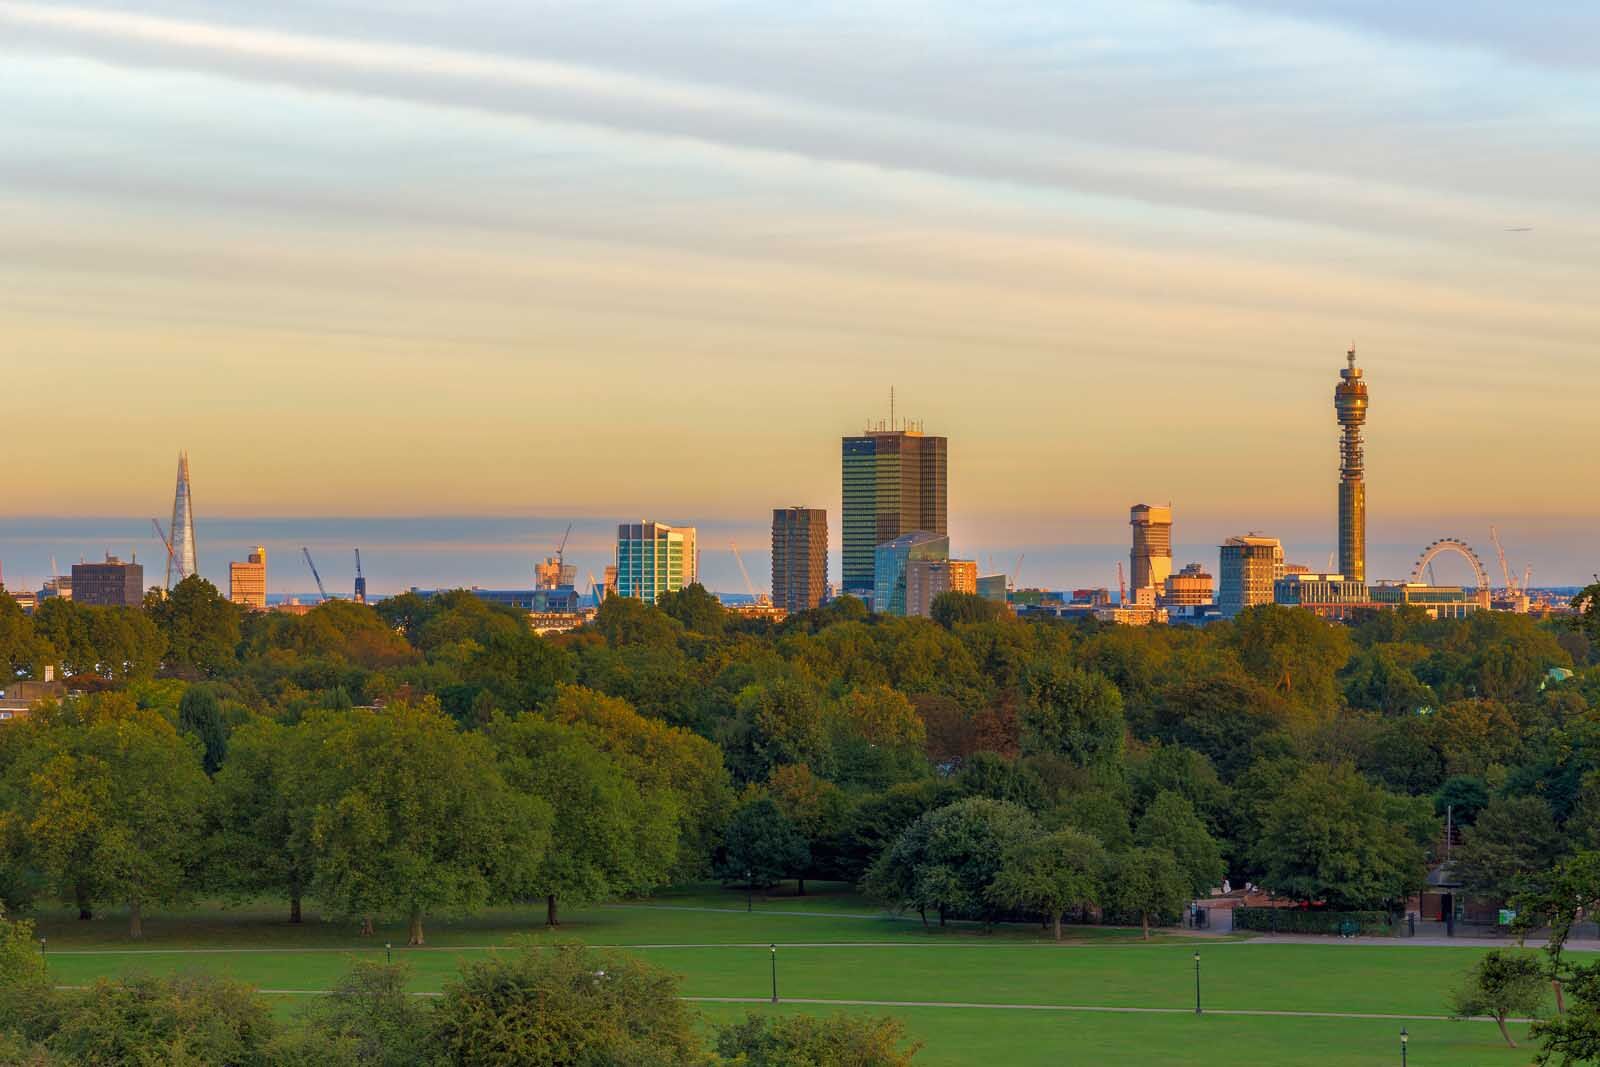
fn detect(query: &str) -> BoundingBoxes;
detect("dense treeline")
[1,578,1598,945]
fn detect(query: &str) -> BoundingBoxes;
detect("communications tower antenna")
[353,549,366,604]
[301,547,329,603]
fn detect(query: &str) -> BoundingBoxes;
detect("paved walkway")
[55,984,1524,1024]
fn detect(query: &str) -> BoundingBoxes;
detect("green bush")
[1232,907,1392,936]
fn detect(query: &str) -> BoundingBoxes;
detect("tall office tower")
[1334,347,1368,583]
[1129,504,1174,595]
[771,507,828,613]
[72,556,145,607]
[841,418,947,603]
[1218,534,1285,617]
[167,451,199,589]
[229,546,268,611]
[615,521,697,604]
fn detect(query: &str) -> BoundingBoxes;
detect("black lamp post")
[770,944,779,1003]
[1400,1027,1408,1066]
[1193,952,1202,1015]
[385,942,392,965]
[747,870,754,913]
[39,937,46,959]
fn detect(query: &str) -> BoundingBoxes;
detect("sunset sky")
[2,2,1595,588]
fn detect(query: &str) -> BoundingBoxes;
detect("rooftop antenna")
[890,386,896,432]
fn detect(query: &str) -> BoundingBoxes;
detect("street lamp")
[1193,952,1202,1015]
[770,944,779,1004]
[747,869,753,913]
[385,942,392,965]
[1400,1027,1408,1067]
[38,937,46,958]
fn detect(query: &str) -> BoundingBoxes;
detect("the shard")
[167,450,198,588]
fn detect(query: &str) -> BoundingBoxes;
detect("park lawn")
[692,1003,1537,1067]
[32,888,1556,1066]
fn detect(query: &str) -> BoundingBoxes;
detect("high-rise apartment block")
[1161,562,1213,606]
[842,422,946,604]
[771,507,828,613]
[1129,504,1173,596]
[873,531,949,617]
[229,546,268,611]
[1335,348,1368,583]
[71,556,144,607]
[1218,534,1284,617]
[905,558,978,618]
[615,521,697,604]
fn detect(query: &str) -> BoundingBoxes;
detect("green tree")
[430,943,705,1066]
[2,698,210,936]
[490,716,676,927]
[865,797,1038,927]
[717,797,810,890]
[46,973,277,1065]
[177,686,228,776]
[1018,660,1124,767]
[207,718,316,923]
[1227,604,1353,710]
[714,1012,921,1065]
[290,960,431,1067]
[147,575,242,677]
[656,582,727,635]
[299,703,549,944]
[930,591,1004,628]
[986,827,1105,940]
[1104,847,1189,939]
[1250,763,1430,910]
[0,592,53,681]
[1450,949,1544,1048]
[1433,775,1490,826]
[545,685,733,881]
[1453,795,1565,902]
[1136,791,1225,896]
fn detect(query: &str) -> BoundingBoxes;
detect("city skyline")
[1,2,1595,539]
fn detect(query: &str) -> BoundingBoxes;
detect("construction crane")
[150,519,177,586]
[1116,561,1127,606]
[555,523,572,570]
[729,542,769,605]
[1012,554,1025,590]
[301,547,329,603]
[1489,526,1516,595]
[1522,565,1533,593]
[353,549,366,605]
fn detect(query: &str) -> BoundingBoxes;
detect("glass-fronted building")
[873,531,949,617]
[615,521,697,604]
[842,428,947,604]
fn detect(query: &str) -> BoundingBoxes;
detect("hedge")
[1232,907,1393,936]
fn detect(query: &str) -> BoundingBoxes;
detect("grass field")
[30,885,1548,1065]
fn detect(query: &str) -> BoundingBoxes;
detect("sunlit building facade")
[615,521,697,604]
[228,546,268,611]
[1218,534,1284,617]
